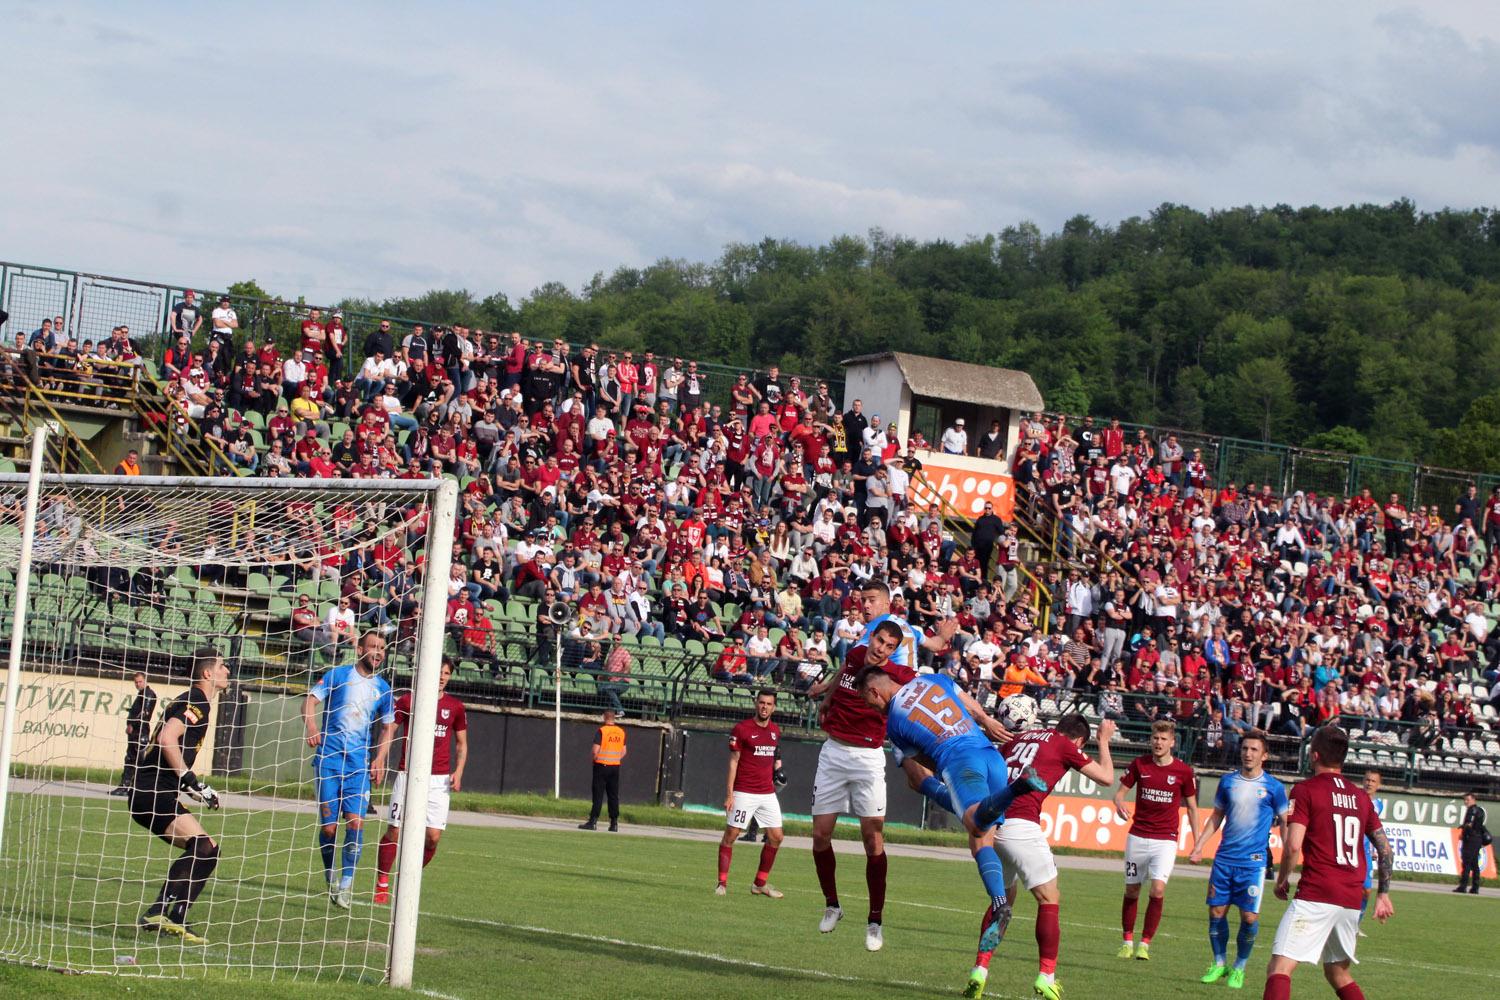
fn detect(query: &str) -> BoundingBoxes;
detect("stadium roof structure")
[840,351,1045,413]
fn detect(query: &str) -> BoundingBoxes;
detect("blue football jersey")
[884,673,992,772]
[1213,770,1290,866]
[857,613,925,667]
[309,663,395,767]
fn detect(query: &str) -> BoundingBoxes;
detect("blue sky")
[3,1,1498,304]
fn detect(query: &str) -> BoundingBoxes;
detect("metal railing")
[0,260,843,419]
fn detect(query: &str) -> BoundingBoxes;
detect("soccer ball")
[997,694,1039,732]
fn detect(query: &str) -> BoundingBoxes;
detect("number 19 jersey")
[1288,771,1382,910]
[884,673,992,773]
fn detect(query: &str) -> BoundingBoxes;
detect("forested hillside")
[332,201,1500,469]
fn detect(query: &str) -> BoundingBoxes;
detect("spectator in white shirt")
[1109,459,1137,498]
[940,418,968,455]
[325,596,357,658]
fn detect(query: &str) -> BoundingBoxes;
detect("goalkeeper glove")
[773,767,788,789]
[180,771,221,810]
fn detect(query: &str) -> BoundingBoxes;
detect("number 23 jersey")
[885,673,992,773]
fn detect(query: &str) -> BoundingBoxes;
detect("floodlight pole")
[554,630,563,798]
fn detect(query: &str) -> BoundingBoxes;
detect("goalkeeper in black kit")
[127,648,230,944]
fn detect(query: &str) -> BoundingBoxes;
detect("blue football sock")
[919,776,954,814]
[341,826,363,887]
[1233,919,1259,969]
[1208,913,1230,965]
[318,829,337,882]
[973,845,1008,901]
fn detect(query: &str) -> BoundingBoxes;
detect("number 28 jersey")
[884,674,992,773]
[1289,771,1383,910]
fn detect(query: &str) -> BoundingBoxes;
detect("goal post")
[0,443,457,987]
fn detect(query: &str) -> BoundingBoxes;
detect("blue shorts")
[1363,844,1375,890]
[940,749,1010,825]
[1207,861,1266,913]
[316,765,371,822]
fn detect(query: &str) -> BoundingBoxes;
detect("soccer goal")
[0,429,456,987]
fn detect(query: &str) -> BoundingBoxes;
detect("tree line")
[249,200,1500,470]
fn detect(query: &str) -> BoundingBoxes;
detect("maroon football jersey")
[394,691,468,775]
[1120,754,1197,841]
[1002,728,1092,825]
[728,718,781,794]
[821,645,917,749]
[1289,771,1383,910]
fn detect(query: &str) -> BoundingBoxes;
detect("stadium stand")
[1,269,1498,797]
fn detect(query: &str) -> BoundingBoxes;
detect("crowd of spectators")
[997,411,1500,758]
[7,297,1500,757]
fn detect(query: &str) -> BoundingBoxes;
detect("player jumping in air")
[715,688,786,898]
[804,579,1003,951]
[304,630,396,909]
[1112,719,1206,960]
[128,648,230,944]
[1189,729,1289,989]
[1263,725,1394,1000]
[858,621,1045,992]
[374,658,468,905]
[982,714,1118,1000]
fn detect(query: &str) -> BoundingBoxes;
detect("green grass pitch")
[0,798,1494,999]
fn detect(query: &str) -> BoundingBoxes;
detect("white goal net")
[0,455,456,985]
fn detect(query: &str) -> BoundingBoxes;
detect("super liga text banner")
[0,669,213,774]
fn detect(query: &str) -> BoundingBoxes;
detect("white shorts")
[1123,833,1178,885]
[811,740,887,817]
[389,772,453,831]
[726,791,783,830]
[1271,899,1360,966]
[995,819,1059,890]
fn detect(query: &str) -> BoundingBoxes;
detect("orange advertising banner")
[910,453,1016,520]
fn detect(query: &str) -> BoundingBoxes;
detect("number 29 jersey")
[884,673,992,773]
[1289,771,1383,910]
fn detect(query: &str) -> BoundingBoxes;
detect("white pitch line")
[417,989,467,1000]
[424,911,1033,999]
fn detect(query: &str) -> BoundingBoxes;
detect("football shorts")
[1207,861,1267,913]
[389,772,453,830]
[811,739,886,817]
[316,766,372,822]
[726,791,783,831]
[995,818,1059,890]
[127,781,188,838]
[1271,899,1360,965]
[1124,833,1178,885]
[940,748,1010,824]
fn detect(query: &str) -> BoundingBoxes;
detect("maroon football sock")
[1121,896,1138,940]
[376,837,398,882]
[1263,973,1291,1000]
[717,843,733,884]
[1142,895,1164,943]
[754,843,779,887]
[865,852,887,924]
[813,846,839,907]
[1335,983,1366,1000]
[1036,903,1060,974]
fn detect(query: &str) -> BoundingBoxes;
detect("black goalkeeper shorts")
[128,782,187,838]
